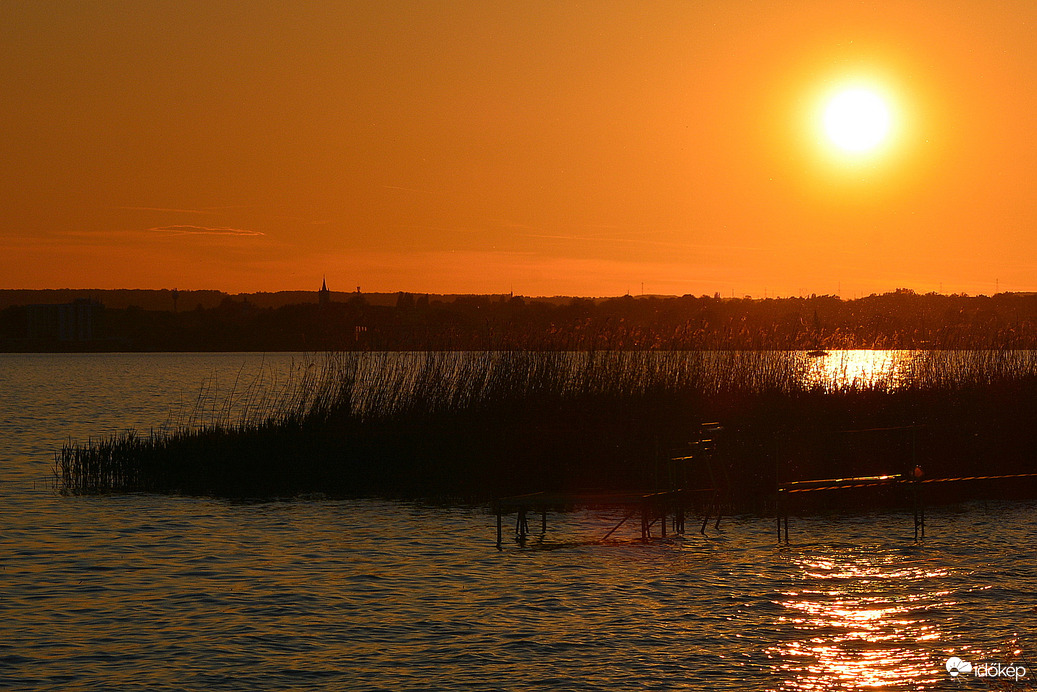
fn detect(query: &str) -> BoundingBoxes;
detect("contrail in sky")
[148,225,264,237]
[117,206,212,214]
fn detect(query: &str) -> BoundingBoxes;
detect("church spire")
[319,276,330,306]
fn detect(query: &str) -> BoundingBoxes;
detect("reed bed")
[57,350,1037,503]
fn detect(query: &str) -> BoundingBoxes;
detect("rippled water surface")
[2,353,1036,690]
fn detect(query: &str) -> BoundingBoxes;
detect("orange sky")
[2,1,1035,297]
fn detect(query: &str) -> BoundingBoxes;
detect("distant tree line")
[4,288,1037,351]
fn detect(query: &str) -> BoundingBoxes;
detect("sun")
[796,71,919,193]
[822,87,892,153]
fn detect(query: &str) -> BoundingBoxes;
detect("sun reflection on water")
[769,550,950,690]
[799,350,918,391]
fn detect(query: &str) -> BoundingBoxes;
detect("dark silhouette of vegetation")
[58,350,1037,506]
[11,288,1037,351]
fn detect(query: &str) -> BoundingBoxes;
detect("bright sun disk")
[823,88,891,153]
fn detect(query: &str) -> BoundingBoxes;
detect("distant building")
[26,299,101,341]
[319,277,331,307]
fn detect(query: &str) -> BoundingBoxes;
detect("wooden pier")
[776,470,1037,544]
[494,421,1037,548]
[776,472,925,543]
[494,489,704,549]
[493,422,728,548]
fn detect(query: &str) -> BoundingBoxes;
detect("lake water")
[2,352,1036,690]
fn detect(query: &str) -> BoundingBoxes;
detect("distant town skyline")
[3,1,1036,298]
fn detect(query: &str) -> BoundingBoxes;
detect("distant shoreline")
[2,287,1034,312]
[5,289,1037,351]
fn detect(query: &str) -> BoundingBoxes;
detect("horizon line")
[0,287,1028,301]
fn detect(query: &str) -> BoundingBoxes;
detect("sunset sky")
[3,1,1035,297]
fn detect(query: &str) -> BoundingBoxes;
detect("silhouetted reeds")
[57,350,1037,505]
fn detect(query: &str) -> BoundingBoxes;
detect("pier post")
[776,492,790,544]
[641,500,649,541]
[496,501,503,549]
[516,507,529,541]
[912,482,925,541]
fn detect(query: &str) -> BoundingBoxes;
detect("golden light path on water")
[797,349,1037,391]
[769,549,950,690]
[799,350,917,391]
